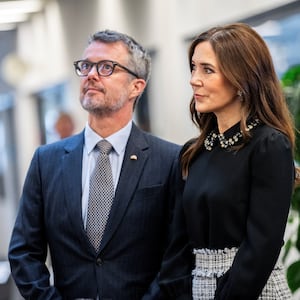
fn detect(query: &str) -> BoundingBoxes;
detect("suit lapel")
[61,132,88,243]
[99,124,149,251]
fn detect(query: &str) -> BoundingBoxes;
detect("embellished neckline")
[204,118,260,151]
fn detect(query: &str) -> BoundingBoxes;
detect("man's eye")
[102,63,113,71]
[81,62,91,70]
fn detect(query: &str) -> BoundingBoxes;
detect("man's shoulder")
[148,133,180,148]
[141,131,181,158]
[139,129,178,145]
[37,131,84,154]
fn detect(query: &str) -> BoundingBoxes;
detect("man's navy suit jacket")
[8,123,181,300]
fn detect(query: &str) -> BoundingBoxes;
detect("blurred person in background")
[8,29,180,300]
[54,112,75,139]
[159,23,298,299]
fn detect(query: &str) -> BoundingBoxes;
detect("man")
[8,30,180,300]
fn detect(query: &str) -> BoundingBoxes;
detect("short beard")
[80,96,126,117]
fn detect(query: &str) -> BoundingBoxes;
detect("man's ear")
[129,78,147,100]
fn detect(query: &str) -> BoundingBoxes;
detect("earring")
[237,90,244,102]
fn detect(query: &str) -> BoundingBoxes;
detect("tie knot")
[96,140,112,155]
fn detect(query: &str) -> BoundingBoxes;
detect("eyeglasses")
[73,60,138,78]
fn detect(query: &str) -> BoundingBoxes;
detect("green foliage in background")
[281,64,300,293]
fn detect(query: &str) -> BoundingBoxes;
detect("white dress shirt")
[81,121,132,228]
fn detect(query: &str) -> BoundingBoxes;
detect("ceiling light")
[0,0,42,28]
[0,13,28,24]
[0,23,17,31]
[0,0,42,15]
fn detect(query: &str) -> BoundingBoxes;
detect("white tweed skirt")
[192,248,292,300]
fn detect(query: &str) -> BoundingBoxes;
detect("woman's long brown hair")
[182,23,299,184]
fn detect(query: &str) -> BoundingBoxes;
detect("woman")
[160,23,297,299]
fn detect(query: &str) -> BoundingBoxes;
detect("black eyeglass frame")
[73,60,139,78]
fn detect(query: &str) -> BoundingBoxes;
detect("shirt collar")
[84,120,132,155]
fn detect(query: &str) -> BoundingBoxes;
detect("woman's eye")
[204,67,213,74]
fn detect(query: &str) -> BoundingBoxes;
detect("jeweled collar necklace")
[204,118,260,151]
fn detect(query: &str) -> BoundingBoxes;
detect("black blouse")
[159,122,295,299]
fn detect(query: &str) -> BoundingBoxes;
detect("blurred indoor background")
[1,0,300,299]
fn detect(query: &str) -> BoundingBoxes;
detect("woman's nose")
[190,73,203,86]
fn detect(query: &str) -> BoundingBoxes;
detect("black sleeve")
[215,131,294,299]
[159,144,194,299]
[8,148,62,300]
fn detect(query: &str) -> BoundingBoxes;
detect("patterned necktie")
[86,140,114,251]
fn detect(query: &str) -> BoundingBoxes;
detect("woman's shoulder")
[252,123,292,151]
[255,123,288,140]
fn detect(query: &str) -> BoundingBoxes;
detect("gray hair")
[88,30,151,83]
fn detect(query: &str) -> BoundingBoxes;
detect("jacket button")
[96,257,102,265]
